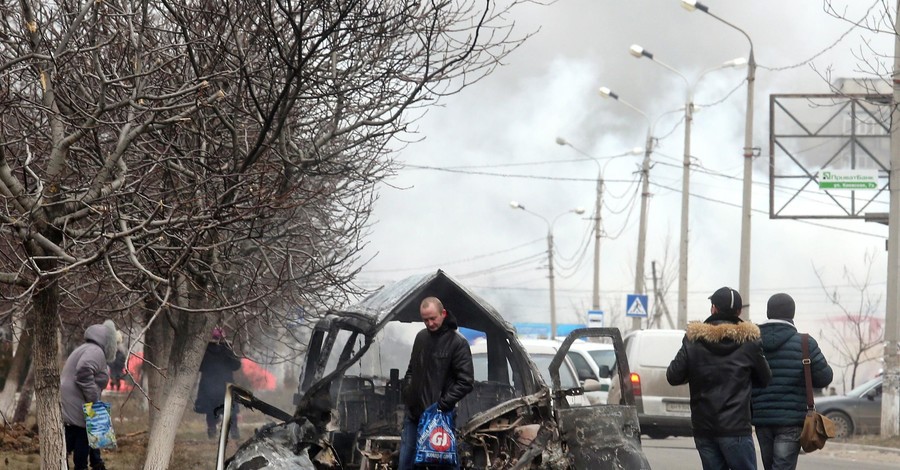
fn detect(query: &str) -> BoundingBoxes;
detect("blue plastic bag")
[414,403,458,467]
[83,401,117,449]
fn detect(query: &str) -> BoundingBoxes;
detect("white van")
[565,340,615,405]
[470,338,593,407]
[607,329,692,438]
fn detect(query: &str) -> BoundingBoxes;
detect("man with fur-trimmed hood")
[667,287,771,470]
[60,320,117,470]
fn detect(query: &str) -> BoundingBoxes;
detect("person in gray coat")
[752,293,833,470]
[60,320,117,470]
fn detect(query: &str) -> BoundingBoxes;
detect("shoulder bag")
[798,333,835,453]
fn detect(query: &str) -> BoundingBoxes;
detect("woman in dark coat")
[194,327,242,439]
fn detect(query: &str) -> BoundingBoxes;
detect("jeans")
[755,425,801,470]
[64,424,105,470]
[694,435,757,470]
[398,414,418,470]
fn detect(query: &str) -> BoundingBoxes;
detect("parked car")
[471,338,595,407]
[607,328,692,439]
[816,377,883,438]
[216,270,651,469]
[565,340,616,405]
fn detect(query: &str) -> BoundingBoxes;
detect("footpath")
[815,441,900,464]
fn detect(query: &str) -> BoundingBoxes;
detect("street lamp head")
[724,57,748,67]
[509,200,523,210]
[555,136,569,146]
[573,207,586,215]
[630,147,644,155]
[598,86,617,100]
[680,0,708,13]
[629,44,652,60]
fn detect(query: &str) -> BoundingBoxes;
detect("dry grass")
[0,387,295,469]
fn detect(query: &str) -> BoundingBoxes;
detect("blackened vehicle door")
[549,328,651,469]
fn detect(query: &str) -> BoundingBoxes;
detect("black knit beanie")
[767,293,795,320]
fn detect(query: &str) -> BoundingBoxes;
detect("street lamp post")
[510,202,585,340]
[597,87,654,332]
[554,139,643,319]
[629,44,747,328]
[682,0,756,322]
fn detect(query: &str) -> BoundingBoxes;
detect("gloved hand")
[437,400,452,412]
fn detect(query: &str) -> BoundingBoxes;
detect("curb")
[821,441,900,455]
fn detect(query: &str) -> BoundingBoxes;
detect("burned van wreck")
[220,270,651,469]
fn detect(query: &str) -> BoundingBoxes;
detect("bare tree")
[814,250,884,391]
[1,0,530,468]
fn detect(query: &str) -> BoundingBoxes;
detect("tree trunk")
[32,277,67,470]
[144,305,173,429]
[0,321,33,423]
[142,310,213,470]
[12,362,35,423]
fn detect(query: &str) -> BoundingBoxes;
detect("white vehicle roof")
[624,329,684,338]
[567,341,614,352]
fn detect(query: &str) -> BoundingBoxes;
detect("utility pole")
[882,0,900,437]
[651,261,675,330]
[510,202,584,342]
[593,171,603,313]
[633,131,653,332]
[677,102,693,329]
[547,231,558,341]
[738,44,757,322]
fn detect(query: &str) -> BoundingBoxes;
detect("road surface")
[641,436,900,470]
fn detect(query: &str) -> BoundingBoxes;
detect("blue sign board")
[512,322,588,339]
[626,294,649,318]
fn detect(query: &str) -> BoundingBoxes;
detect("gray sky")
[354,0,891,381]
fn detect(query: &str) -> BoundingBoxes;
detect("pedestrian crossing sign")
[626,294,649,318]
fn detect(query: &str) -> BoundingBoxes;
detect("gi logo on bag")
[429,426,452,452]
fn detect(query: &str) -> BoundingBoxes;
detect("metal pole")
[677,100,693,329]
[593,171,603,312]
[738,50,756,322]
[881,0,900,436]
[548,230,557,340]
[634,131,652,331]
[688,4,757,321]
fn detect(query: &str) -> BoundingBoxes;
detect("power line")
[362,237,544,273]
[649,180,884,238]
[401,164,607,182]
[455,252,547,279]
[758,0,881,72]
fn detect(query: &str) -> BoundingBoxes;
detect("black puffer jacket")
[752,320,833,426]
[402,310,474,420]
[666,314,772,438]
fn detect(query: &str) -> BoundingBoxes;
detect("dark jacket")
[751,320,833,426]
[667,314,772,438]
[109,349,127,381]
[194,342,242,414]
[402,310,475,420]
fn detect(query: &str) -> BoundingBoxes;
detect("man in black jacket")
[667,287,772,470]
[398,296,474,470]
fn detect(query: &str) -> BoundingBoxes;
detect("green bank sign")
[818,170,878,190]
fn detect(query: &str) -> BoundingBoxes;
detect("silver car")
[816,377,883,438]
